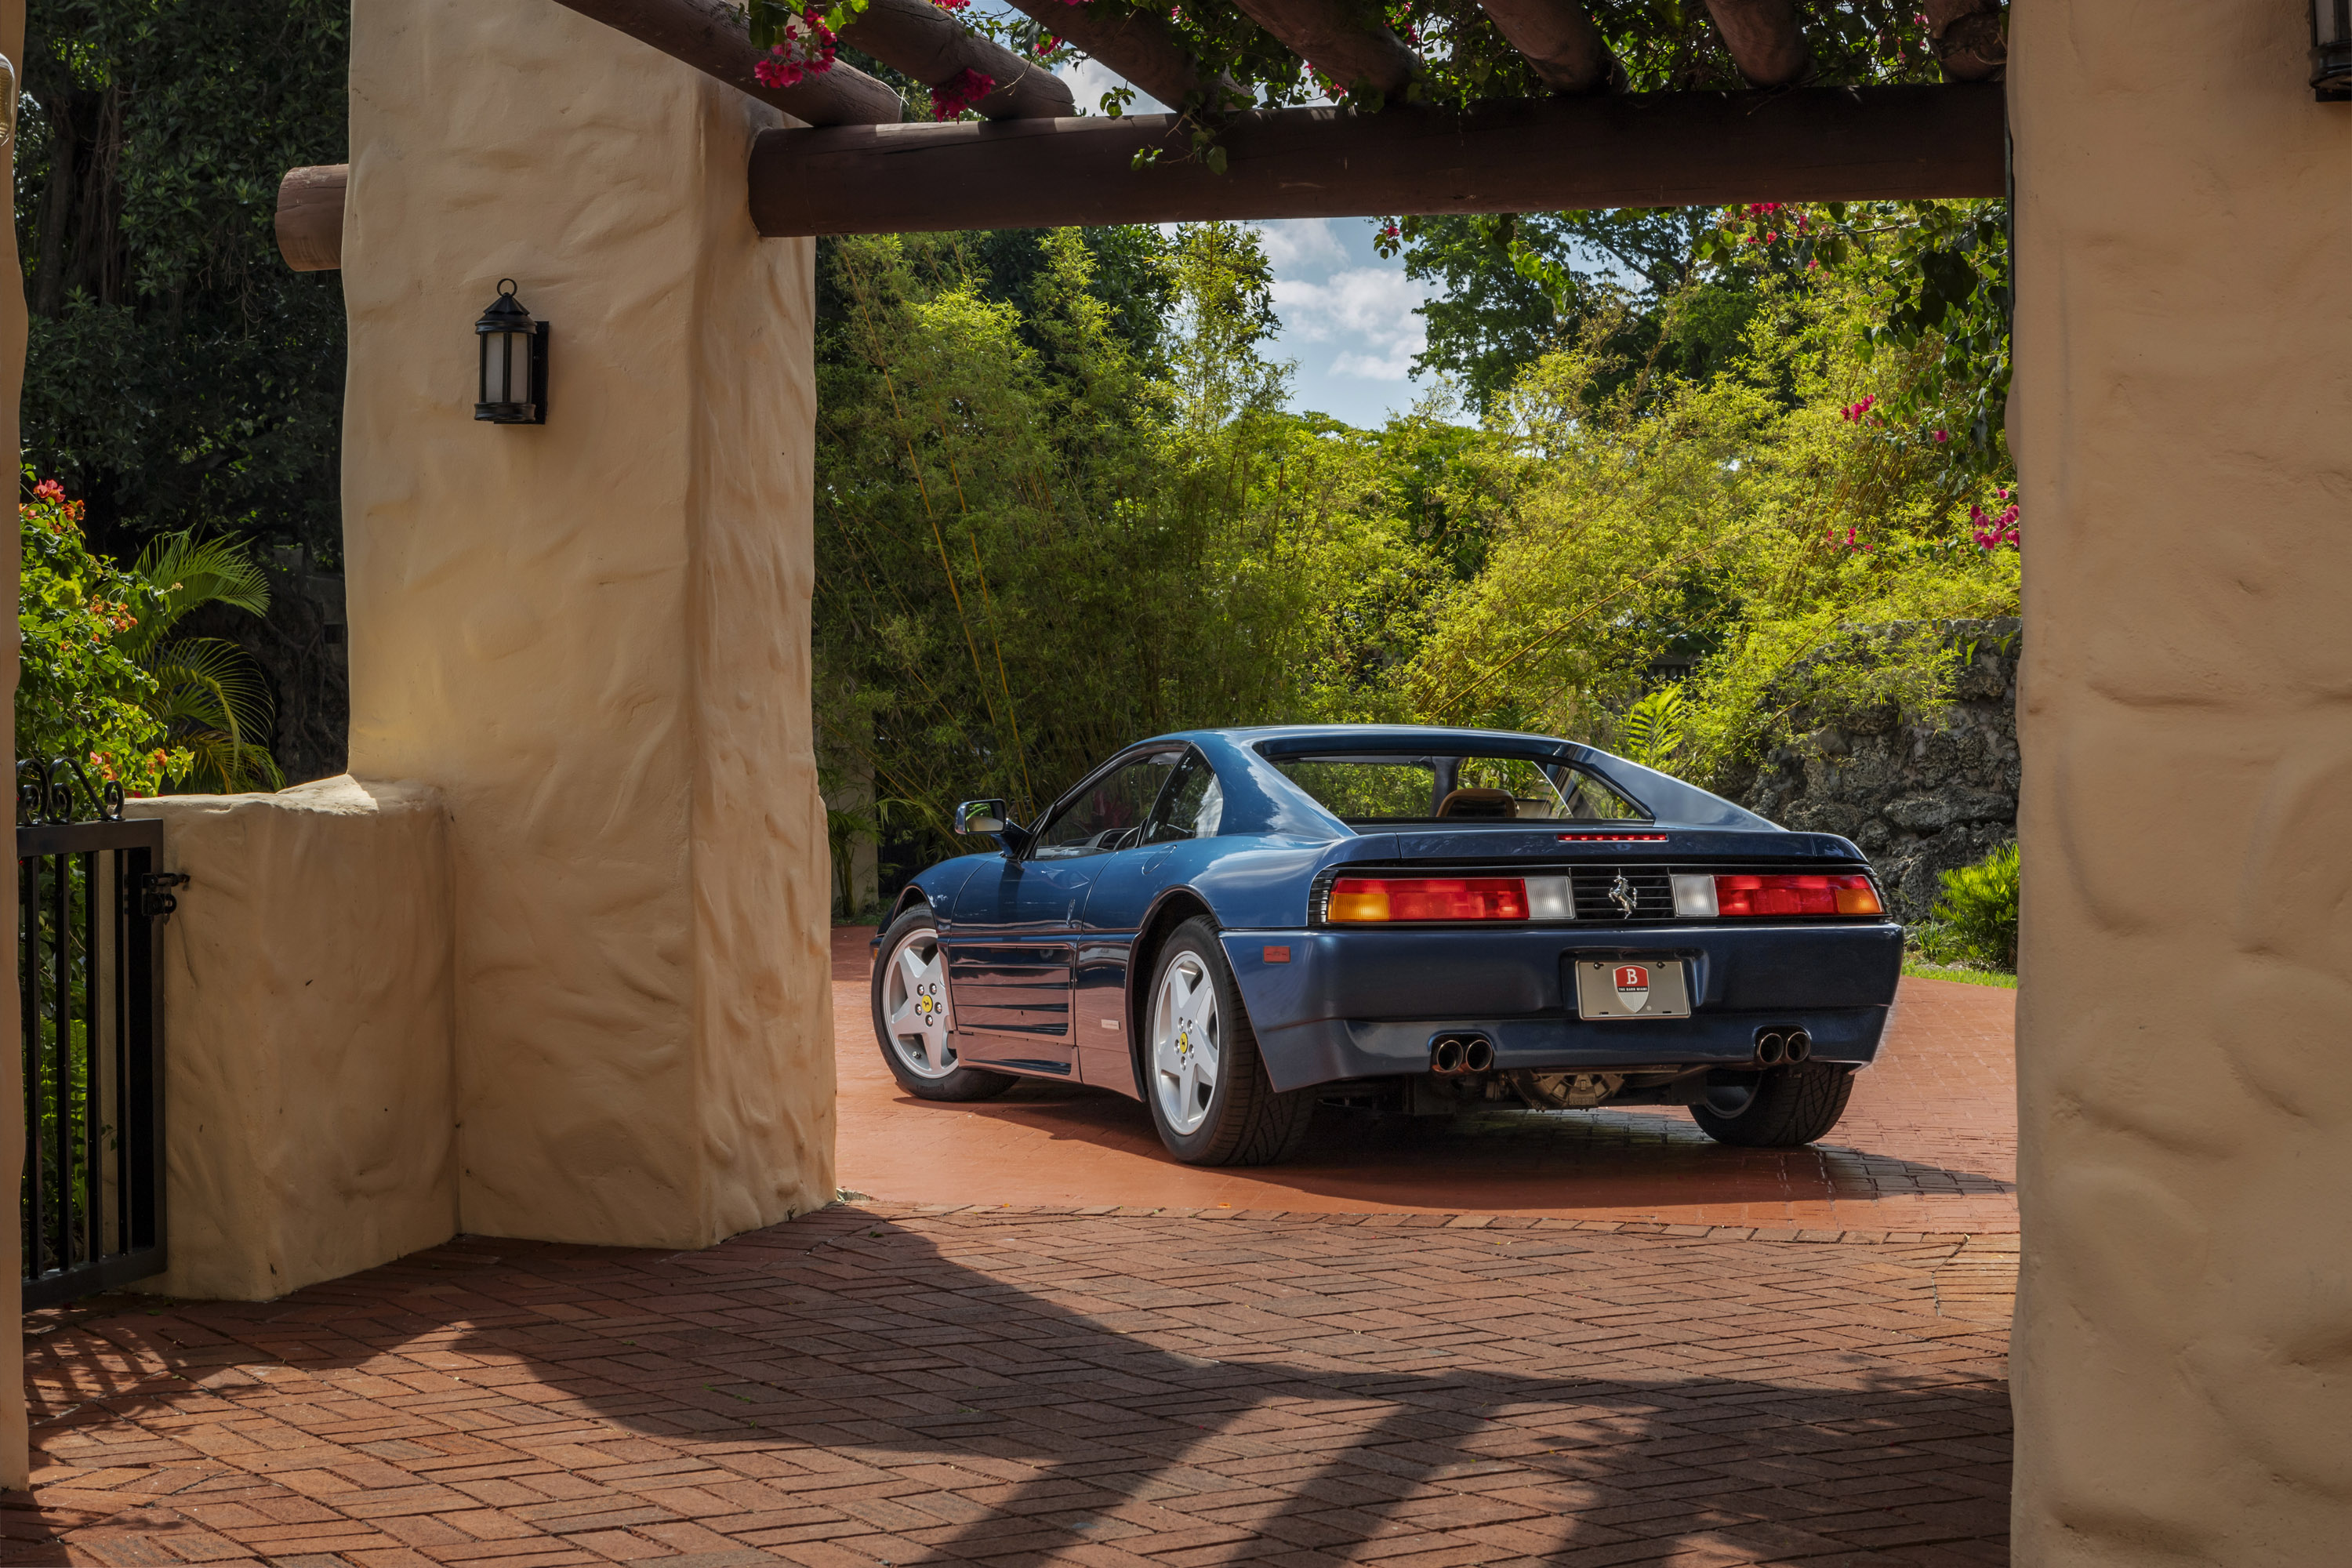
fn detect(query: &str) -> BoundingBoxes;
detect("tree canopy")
[14,0,348,562]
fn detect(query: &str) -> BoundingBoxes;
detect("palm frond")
[173,728,286,795]
[1619,684,1690,771]
[149,637,275,749]
[125,532,272,652]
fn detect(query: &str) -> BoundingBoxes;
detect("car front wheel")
[1688,1062,1855,1147]
[870,907,1014,1102]
[1142,918,1314,1167]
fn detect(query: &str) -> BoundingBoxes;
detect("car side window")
[1145,753,1223,844]
[1032,753,1181,859]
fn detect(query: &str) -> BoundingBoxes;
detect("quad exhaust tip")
[1754,1027,1812,1066]
[1429,1035,1495,1075]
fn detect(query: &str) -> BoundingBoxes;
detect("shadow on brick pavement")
[8,1203,2012,1567]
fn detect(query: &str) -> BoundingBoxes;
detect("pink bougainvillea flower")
[1969,499,2021,551]
[1934,429,1950,443]
[32,478,63,501]
[930,67,996,119]
[752,10,839,89]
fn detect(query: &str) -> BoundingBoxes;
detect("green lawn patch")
[1903,960,2017,989]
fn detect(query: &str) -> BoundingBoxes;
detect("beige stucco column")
[1,0,27,1493]
[342,0,834,1247]
[2010,0,2352,1557]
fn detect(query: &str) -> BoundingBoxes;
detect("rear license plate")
[1573,958,1693,1020]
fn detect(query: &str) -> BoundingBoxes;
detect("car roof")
[1157,723,1586,750]
[1109,724,1775,834]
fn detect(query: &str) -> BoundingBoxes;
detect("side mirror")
[955,799,1008,836]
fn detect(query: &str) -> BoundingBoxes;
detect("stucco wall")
[140,779,457,1301]
[2,0,28,1494]
[2009,1,2352,1559]
[341,0,833,1248]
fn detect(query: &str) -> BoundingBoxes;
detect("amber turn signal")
[1328,877,1530,923]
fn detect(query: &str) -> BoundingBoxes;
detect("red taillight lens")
[1713,873,1883,917]
[1328,877,1529,923]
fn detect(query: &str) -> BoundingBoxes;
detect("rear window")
[1273,753,1646,824]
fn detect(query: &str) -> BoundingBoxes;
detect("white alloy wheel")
[881,927,956,1079]
[1151,949,1222,1134]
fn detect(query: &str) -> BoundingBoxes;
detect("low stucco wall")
[2011,0,2352,1558]
[141,778,457,1301]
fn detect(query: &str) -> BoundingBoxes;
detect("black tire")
[1140,918,1315,1167]
[870,906,1014,1103]
[1688,1062,1855,1148]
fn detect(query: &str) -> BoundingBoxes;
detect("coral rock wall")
[1731,619,2020,922]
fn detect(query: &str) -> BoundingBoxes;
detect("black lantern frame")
[2318,0,2352,100]
[475,278,550,425]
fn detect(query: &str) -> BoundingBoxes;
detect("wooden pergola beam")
[1474,0,1619,94]
[276,164,347,272]
[998,0,1245,114]
[750,83,2005,237]
[549,0,904,125]
[840,0,1074,118]
[1922,0,2006,82]
[1703,0,1811,89]
[1227,0,1420,96]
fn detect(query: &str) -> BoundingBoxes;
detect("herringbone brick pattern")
[9,1206,2013,1566]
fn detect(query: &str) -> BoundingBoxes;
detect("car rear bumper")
[1218,922,1904,1094]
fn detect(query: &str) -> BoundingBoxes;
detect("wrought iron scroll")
[18,756,125,828]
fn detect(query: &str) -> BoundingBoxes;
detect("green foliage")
[17,0,348,556]
[18,477,282,796]
[1382,209,1759,415]
[17,481,183,793]
[812,223,1437,870]
[1397,272,2018,774]
[1617,684,1688,774]
[1923,842,2020,972]
[817,196,2020,889]
[1700,199,2013,491]
[126,530,285,793]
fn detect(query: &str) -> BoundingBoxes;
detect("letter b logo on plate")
[1613,964,1651,1012]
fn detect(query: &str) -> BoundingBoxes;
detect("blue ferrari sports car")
[869,725,1902,1167]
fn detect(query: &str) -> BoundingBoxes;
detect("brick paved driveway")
[10,942,2020,1566]
[14,1207,2012,1567]
[834,931,2018,1235]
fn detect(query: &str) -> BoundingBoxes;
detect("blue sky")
[1050,55,1441,430]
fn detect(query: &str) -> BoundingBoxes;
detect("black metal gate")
[18,759,178,1308]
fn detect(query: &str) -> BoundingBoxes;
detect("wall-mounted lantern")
[474,279,549,425]
[2318,0,2352,100]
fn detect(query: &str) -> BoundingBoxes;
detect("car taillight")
[1328,877,1529,923]
[1709,873,1883,917]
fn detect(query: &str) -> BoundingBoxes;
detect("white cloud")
[1271,267,1431,381]
[1250,219,1348,273]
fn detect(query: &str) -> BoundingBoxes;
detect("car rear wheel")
[1688,1062,1855,1147]
[871,907,1014,1102]
[1143,918,1314,1167]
